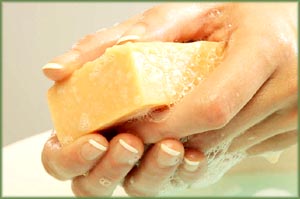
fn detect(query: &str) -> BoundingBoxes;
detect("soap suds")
[158,140,246,196]
[79,113,90,132]
[62,135,74,146]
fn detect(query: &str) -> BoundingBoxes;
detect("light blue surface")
[169,172,297,196]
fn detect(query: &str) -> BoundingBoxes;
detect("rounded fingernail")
[161,144,181,156]
[117,35,140,45]
[81,139,107,161]
[119,139,139,154]
[158,144,181,167]
[183,158,200,172]
[42,63,63,70]
[117,23,145,45]
[118,139,140,165]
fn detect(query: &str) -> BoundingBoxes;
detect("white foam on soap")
[79,113,90,132]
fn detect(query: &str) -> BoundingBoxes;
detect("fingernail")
[158,144,181,167]
[183,158,200,172]
[117,23,145,45]
[42,63,63,70]
[161,144,181,156]
[119,139,139,154]
[116,35,140,45]
[117,139,140,165]
[81,139,107,161]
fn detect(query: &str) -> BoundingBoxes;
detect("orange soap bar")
[48,41,224,145]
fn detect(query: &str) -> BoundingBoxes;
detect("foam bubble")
[156,140,247,195]
[79,113,90,132]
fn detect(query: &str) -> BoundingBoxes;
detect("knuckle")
[256,25,296,70]
[195,96,231,129]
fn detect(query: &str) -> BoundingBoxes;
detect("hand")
[42,132,144,196]
[42,131,209,196]
[117,2,297,188]
[42,130,296,197]
[42,2,297,196]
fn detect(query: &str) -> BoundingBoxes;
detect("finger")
[117,3,228,44]
[186,54,297,152]
[228,105,297,152]
[42,14,140,81]
[246,130,297,156]
[176,149,207,185]
[41,133,108,180]
[123,139,184,196]
[71,133,144,197]
[123,25,282,143]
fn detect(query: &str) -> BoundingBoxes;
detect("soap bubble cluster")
[158,140,246,196]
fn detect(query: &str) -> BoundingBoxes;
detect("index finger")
[42,14,140,81]
[42,3,223,81]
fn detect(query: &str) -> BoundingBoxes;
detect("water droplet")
[262,151,283,164]
[129,177,135,184]
[99,177,112,187]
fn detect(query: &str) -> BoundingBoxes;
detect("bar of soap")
[48,41,224,145]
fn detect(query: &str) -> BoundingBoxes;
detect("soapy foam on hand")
[158,140,247,195]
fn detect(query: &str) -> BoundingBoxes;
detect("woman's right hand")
[42,132,145,196]
[42,129,296,197]
[42,131,210,196]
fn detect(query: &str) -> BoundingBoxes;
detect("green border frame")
[0,1,2,198]
[0,0,299,199]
